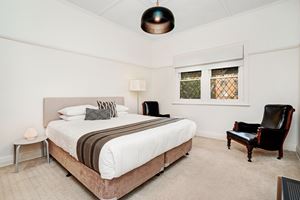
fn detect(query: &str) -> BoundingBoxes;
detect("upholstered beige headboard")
[43,97,124,128]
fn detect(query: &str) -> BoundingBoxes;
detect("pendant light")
[141,0,175,34]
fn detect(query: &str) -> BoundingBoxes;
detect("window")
[174,44,246,105]
[210,67,238,99]
[175,60,245,105]
[180,71,201,99]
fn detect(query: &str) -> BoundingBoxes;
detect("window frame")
[174,60,249,106]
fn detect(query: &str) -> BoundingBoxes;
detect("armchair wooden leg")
[277,148,283,159]
[227,136,231,150]
[247,145,253,162]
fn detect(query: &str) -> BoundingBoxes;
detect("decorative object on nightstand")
[129,79,146,114]
[14,135,50,172]
[23,127,38,140]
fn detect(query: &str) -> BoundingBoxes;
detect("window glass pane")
[211,67,238,77]
[180,71,201,99]
[211,67,238,99]
[181,71,201,80]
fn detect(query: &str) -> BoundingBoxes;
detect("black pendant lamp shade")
[141,2,175,34]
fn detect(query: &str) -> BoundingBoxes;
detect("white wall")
[0,0,152,67]
[0,37,152,166]
[0,0,152,166]
[150,0,300,151]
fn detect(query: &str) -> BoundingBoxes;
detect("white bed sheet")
[46,114,196,180]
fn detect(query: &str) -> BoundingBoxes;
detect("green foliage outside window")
[180,71,201,99]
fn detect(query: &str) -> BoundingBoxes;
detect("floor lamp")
[129,80,146,114]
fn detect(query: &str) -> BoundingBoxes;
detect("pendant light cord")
[156,0,159,6]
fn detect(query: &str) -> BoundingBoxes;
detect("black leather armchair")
[142,101,170,118]
[227,105,295,162]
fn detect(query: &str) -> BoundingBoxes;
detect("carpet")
[0,137,299,200]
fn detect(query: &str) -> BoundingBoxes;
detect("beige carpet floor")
[0,137,299,200]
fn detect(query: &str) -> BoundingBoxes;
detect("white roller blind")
[174,45,244,68]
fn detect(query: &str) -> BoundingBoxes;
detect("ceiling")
[66,0,279,36]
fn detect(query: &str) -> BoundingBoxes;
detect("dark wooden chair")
[227,105,295,162]
[142,101,170,118]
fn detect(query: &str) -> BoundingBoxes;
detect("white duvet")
[46,114,196,180]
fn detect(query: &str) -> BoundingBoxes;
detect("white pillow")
[117,111,129,117]
[116,104,129,112]
[58,105,97,116]
[60,115,85,121]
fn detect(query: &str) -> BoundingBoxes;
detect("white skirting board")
[195,131,226,141]
[0,150,42,168]
[0,155,13,168]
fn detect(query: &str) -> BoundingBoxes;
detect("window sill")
[172,100,250,107]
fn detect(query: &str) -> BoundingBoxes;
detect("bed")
[43,97,196,200]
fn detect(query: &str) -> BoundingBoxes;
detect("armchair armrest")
[257,127,284,148]
[233,121,261,133]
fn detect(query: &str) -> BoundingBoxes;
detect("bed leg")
[66,172,72,177]
[156,167,165,176]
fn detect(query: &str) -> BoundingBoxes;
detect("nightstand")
[13,135,49,172]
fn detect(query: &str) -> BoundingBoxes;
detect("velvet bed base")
[49,139,192,200]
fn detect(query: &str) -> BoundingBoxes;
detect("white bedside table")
[13,135,50,172]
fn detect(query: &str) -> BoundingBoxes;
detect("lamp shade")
[129,80,146,91]
[141,5,175,34]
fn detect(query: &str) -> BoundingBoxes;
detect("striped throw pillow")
[97,101,118,118]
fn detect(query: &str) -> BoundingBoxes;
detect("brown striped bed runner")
[77,117,182,173]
